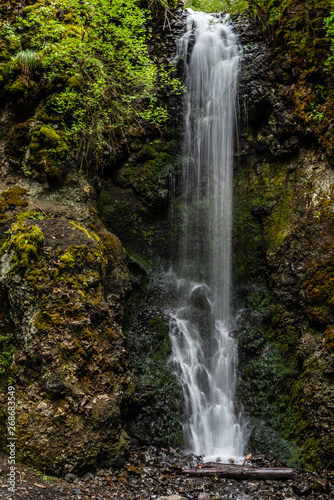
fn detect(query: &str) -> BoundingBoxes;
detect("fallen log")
[182,464,295,480]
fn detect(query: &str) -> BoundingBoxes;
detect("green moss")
[1,221,44,270]
[30,124,66,151]
[300,435,334,470]
[147,317,172,382]
[233,160,294,283]
[9,75,38,99]
[69,221,99,242]
[0,186,28,217]
[116,140,175,207]
[5,116,69,181]
[58,244,103,275]
[20,123,68,178]
[16,210,45,222]
[67,74,83,88]
[59,252,76,270]
[34,310,60,332]
[0,332,15,374]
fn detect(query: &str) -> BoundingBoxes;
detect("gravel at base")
[0,447,333,499]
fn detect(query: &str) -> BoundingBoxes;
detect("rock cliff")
[0,0,334,474]
[234,3,334,469]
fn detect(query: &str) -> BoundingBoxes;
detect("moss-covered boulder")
[98,137,180,258]
[5,120,68,181]
[0,214,133,474]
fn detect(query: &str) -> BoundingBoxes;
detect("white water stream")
[170,10,247,463]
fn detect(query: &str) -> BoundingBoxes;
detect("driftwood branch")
[182,464,295,480]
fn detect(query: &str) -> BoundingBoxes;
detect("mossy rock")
[8,76,38,100]
[5,122,30,159]
[0,215,133,474]
[126,309,184,447]
[26,124,68,180]
[5,118,69,181]
[0,186,28,218]
[1,221,44,270]
[30,124,66,151]
[67,74,84,89]
[116,140,176,207]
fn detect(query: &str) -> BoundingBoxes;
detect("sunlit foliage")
[0,0,181,167]
[184,0,248,14]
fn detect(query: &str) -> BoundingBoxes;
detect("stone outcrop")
[233,12,334,469]
[0,206,133,473]
[0,2,184,474]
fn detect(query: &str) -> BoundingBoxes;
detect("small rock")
[300,486,313,496]
[125,465,142,475]
[291,484,302,496]
[244,453,252,461]
[198,493,210,500]
[312,478,330,493]
[138,452,147,463]
[64,473,76,483]
[95,470,106,477]
[82,472,94,481]
[157,496,187,500]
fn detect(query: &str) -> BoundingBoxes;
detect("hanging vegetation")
[0,0,182,173]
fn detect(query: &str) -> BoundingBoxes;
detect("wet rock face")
[0,215,133,474]
[266,221,334,465]
[96,10,186,261]
[233,15,334,469]
[236,15,305,165]
[126,308,184,449]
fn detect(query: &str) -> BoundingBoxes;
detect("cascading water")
[170,10,247,463]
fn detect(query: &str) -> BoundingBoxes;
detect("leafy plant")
[1,0,182,170]
[247,0,285,43]
[325,2,334,68]
[184,0,248,14]
[0,333,15,374]
[315,84,327,100]
[7,49,40,80]
[0,21,17,40]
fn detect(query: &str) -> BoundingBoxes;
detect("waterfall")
[170,10,247,463]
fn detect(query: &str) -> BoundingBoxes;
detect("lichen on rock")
[234,13,334,469]
[0,214,133,473]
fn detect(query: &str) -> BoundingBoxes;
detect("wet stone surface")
[1,448,333,499]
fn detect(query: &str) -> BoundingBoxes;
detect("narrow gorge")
[0,0,333,497]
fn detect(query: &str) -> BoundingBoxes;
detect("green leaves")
[1,0,182,169]
[184,0,248,14]
[325,3,334,68]
[0,333,15,374]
